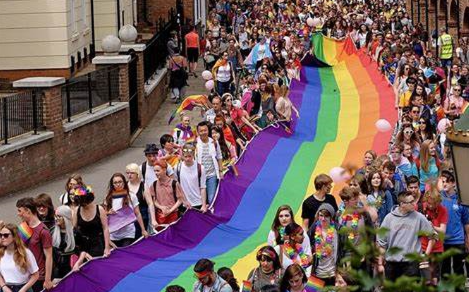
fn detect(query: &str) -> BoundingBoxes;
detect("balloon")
[375,119,392,132]
[205,80,214,91]
[306,17,314,27]
[202,70,213,80]
[329,167,346,183]
[312,18,321,27]
[437,118,451,133]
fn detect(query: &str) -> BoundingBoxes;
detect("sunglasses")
[182,148,194,153]
[454,89,461,92]
[404,130,414,135]
[259,256,273,262]
[113,180,124,185]
[0,233,11,239]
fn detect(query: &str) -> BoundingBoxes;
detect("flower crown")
[72,185,93,197]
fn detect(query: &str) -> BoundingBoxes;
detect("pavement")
[0,61,207,223]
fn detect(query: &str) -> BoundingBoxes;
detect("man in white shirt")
[141,144,174,188]
[196,121,223,205]
[177,143,208,213]
[204,96,223,124]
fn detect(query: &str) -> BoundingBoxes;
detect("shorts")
[187,48,199,63]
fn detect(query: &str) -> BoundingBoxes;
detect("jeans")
[385,261,419,281]
[216,80,231,96]
[206,175,219,204]
[442,244,466,277]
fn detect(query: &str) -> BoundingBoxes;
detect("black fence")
[62,65,120,121]
[143,8,178,84]
[0,91,44,144]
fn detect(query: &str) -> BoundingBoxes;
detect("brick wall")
[409,0,469,39]
[147,0,176,23]
[0,89,129,196]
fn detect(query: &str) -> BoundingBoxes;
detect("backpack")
[141,161,147,181]
[176,162,202,188]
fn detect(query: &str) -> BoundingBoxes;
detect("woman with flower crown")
[308,203,344,287]
[71,185,111,271]
[274,222,312,277]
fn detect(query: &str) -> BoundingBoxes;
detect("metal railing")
[62,65,120,121]
[143,9,178,83]
[0,91,44,144]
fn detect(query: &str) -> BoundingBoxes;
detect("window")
[82,0,88,29]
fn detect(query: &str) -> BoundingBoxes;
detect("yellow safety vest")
[439,34,453,59]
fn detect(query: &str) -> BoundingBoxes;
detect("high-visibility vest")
[439,34,453,59]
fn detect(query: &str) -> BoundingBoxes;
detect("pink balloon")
[375,119,392,132]
[202,70,213,80]
[437,118,451,133]
[306,17,314,27]
[329,167,346,183]
[205,80,214,91]
[312,18,321,27]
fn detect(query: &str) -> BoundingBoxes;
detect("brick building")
[408,0,469,40]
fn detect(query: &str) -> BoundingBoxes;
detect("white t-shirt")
[141,162,175,189]
[179,163,207,206]
[110,194,139,241]
[0,249,38,284]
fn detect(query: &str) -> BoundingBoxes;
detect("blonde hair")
[52,206,75,252]
[420,139,434,173]
[0,223,30,273]
[126,163,141,179]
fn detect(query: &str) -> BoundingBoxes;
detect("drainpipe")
[90,0,96,57]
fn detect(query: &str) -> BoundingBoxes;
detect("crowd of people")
[1,0,469,291]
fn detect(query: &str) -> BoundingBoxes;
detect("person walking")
[168,47,189,104]
[185,25,200,77]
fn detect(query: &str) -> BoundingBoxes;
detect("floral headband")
[72,185,93,197]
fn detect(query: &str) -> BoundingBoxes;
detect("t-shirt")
[27,222,52,281]
[110,194,139,241]
[179,163,207,206]
[421,204,448,253]
[200,142,216,177]
[0,249,38,284]
[301,194,338,229]
[185,32,199,48]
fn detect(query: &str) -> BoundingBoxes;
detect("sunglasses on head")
[182,148,194,153]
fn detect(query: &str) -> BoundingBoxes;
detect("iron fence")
[0,91,44,144]
[62,65,120,121]
[143,9,178,83]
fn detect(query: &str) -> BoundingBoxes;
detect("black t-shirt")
[301,194,338,229]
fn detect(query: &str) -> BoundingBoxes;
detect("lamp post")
[446,111,469,206]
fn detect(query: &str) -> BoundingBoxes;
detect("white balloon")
[205,80,214,91]
[330,167,346,183]
[202,70,213,80]
[375,119,392,132]
[306,17,314,27]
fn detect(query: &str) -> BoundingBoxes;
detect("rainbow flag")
[168,94,210,124]
[305,276,325,292]
[18,222,33,243]
[241,280,252,292]
[50,34,396,292]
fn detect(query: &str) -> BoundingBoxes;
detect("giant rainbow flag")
[51,34,396,292]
